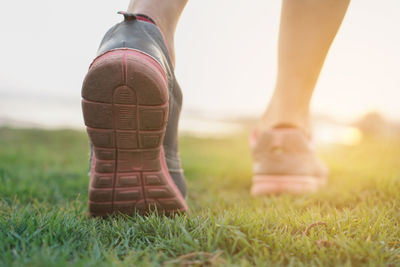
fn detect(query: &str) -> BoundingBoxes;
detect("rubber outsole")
[82,49,188,216]
[251,175,327,195]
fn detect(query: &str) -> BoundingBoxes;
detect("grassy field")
[0,127,399,266]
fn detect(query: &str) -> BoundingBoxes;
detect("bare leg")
[261,0,350,133]
[127,0,188,66]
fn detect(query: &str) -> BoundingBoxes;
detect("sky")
[0,0,399,128]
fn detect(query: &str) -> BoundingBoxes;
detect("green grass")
[0,127,399,266]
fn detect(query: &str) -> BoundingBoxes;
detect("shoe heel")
[82,49,187,216]
[251,175,326,195]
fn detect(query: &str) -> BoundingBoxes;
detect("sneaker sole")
[251,175,327,195]
[82,49,188,216]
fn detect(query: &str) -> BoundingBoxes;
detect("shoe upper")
[94,12,187,197]
[251,128,328,178]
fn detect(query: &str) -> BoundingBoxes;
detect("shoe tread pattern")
[82,50,187,216]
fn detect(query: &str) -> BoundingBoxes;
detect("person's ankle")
[259,109,311,134]
[259,91,312,133]
[126,9,176,66]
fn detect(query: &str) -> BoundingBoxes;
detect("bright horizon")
[0,0,399,127]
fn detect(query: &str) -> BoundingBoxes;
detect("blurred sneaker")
[250,127,328,195]
[81,12,187,216]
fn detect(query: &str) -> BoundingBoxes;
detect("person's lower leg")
[261,0,350,133]
[127,0,188,66]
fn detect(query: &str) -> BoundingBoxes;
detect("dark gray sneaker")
[81,12,187,216]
